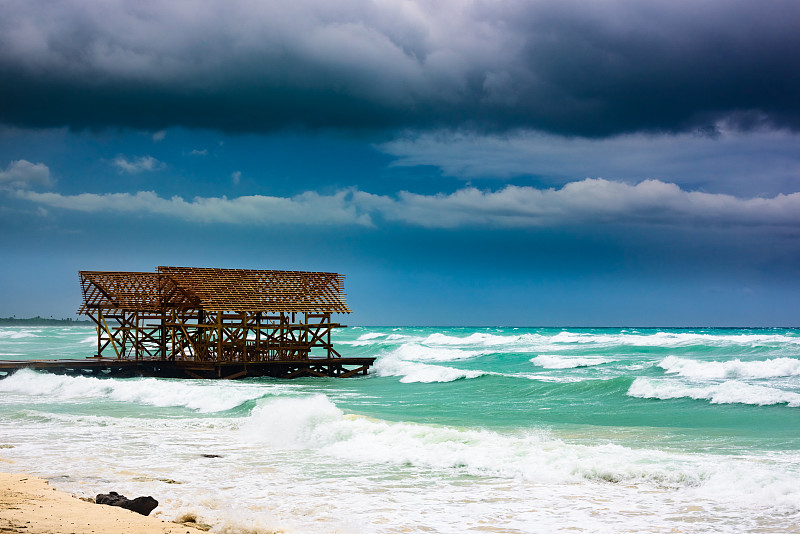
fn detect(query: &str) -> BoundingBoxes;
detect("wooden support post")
[216,311,222,362]
[96,309,102,357]
[99,310,121,359]
[170,309,176,361]
[256,312,261,361]
[159,308,166,360]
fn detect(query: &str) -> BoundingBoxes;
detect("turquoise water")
[1,326,800,532]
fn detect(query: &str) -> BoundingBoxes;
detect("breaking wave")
[344,329,800,357]
[627,377,800,407]
[239,394,800,512]
[421,332,544,347]
[658,356,800,379]
[0,369,269,412]
[530,354,614,369]
[0,330,39,339]
[373,357,486,383]
[382,343,484,362]
[549,331,800,347]
[356,332,387,341]
[372,343,488,382]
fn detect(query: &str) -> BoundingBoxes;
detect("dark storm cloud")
[1,0,799,136]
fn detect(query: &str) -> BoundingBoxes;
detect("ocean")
[1,325,799,533]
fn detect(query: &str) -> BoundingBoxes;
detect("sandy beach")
[0,471,206,534]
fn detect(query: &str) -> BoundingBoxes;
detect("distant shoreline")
[0,317,91,326]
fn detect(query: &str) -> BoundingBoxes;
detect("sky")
[1,0,800,326]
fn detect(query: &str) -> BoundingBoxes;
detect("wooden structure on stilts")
[0,267,374,380]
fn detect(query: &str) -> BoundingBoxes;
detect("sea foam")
[356,332,387,341]
[0,330,39,339]
[0,369,268,412]
[658,356,800,379]
[628,377,800,407]
[422,332,538,347]
[373,357,486,383]
[383,342,484,362]
[550,331,800,347]
[530,354,614,369]
[242,395,690,484]
[239,393,800,512]
[372,342,487,382]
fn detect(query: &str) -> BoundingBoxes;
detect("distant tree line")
[0,316,91,326]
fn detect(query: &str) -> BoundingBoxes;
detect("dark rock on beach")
[95,491,158,516]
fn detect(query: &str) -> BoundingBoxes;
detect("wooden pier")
[0,357,375,380]
[0,267,374,380]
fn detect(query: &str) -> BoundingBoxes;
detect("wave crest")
[374,357,486,383]
[240,394,796,497]
[0,369,267,412]
[0,330,39,339]
[627,377,800,407]
[530,354,614,369]
[658,356,800,379]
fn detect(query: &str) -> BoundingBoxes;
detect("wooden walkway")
[0,357,375,380]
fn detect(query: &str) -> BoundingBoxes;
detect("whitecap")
[356,332,387,341]
[383,343,484,362]
[627,377,800,407]
[550,331,800,348]
[530,354,614,369]
[373,357,485,383]
[0,369,269,412]
[0,330,39,339]
[658,356,800,379]
[238,394,800,502]
[422,332,521,346]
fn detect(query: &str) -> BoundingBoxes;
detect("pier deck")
[0,357,375,380]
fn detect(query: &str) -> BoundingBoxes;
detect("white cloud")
[190,149,207,156]
[15,179,800,230]
[231,170,241,184]
[152,130,166,142]
[0,159,51,190]
[356,179,800,228]
[19,189,374,227]
[112,155,164,173]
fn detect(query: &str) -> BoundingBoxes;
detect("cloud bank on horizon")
[17,177,800,230]
[1,0,799,136]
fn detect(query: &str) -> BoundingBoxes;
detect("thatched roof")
[78,267,350,314]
